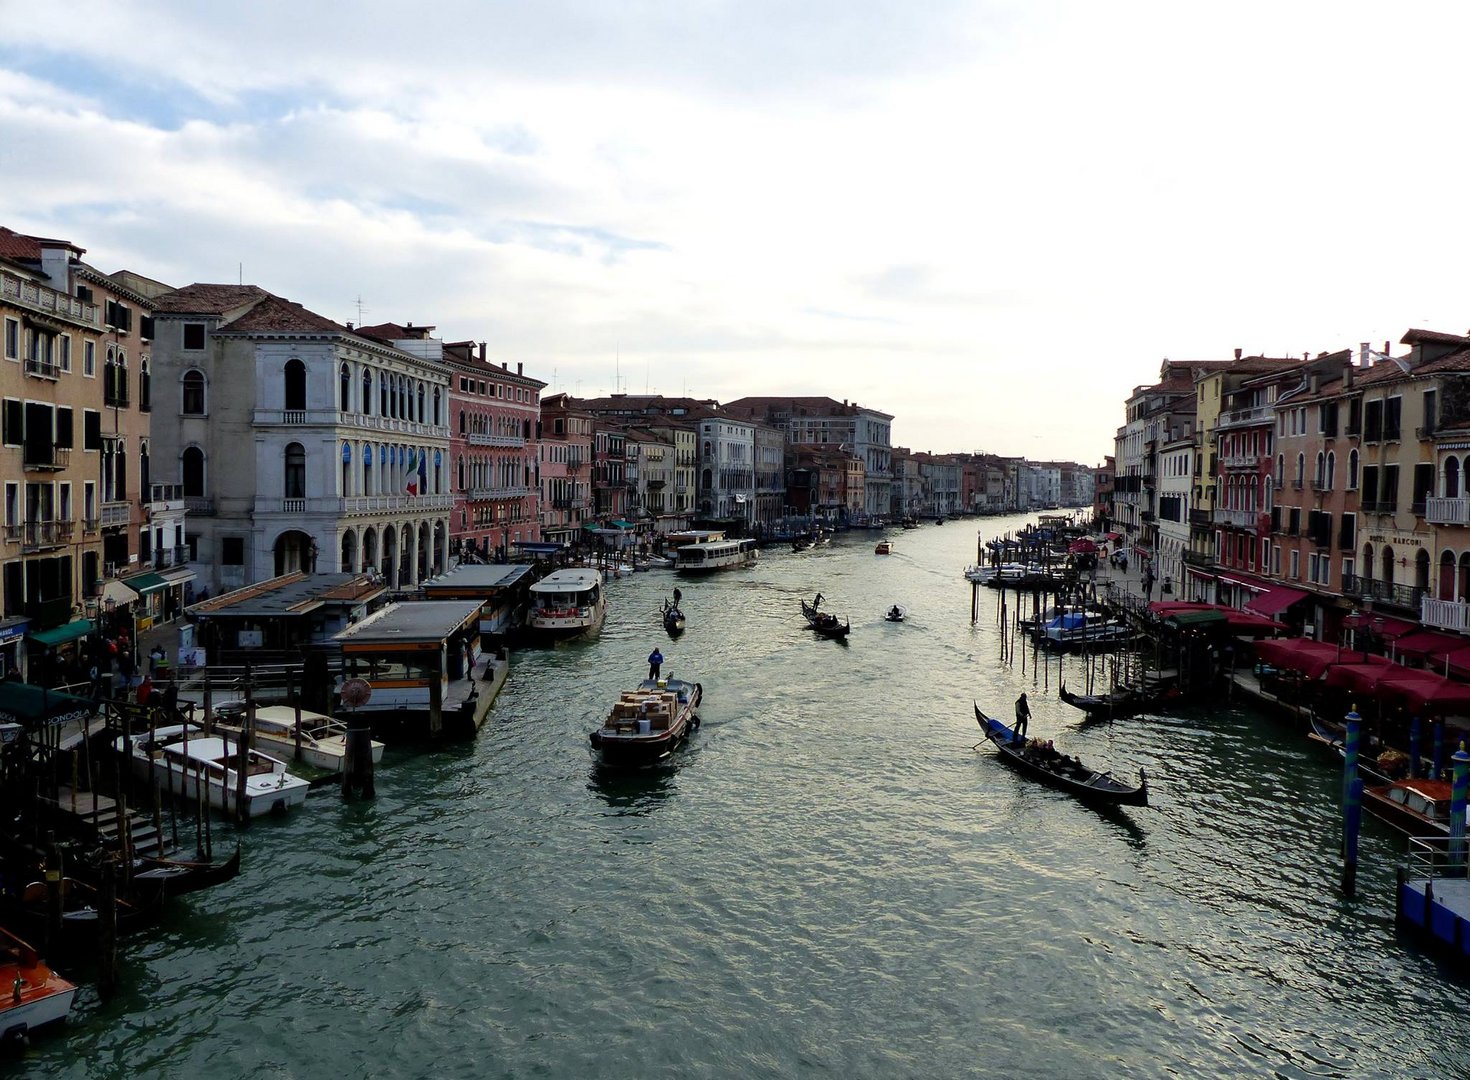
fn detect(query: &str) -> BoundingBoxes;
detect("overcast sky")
[2,1,1465,464]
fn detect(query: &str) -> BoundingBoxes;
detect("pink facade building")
[441,341,545,561]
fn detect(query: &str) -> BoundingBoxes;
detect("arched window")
[1381,545,1395,583]
[182,369,206,415]
[432,387,442,426]
[1314,452,1325,487]
[1295,452,1305,486]
[340,363,352,412]
[341,441,352,496]
[457,456,466,490]
[182,446,205,496]
[362,368,374,415]
[1326,452,1335,491]
[1362,543,1375,581]
[139,439,150,496]
[363,443,375,495]
[1449,456,1463,499]
[379,372,389,416]
[284,358,307,411]
[1275,454,1284,487]
[1348,449,1359,490]
[284,442,306,498]
[139,359,151,412]
[399,375,409,419]
[417,382,425,423]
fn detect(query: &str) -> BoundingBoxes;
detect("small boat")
[0,925,77,1044]
[884,604,906,623]
[800,597,851,640]
[935,518,945,525]
[1059,681,1145,721]
[791,537,810,552]
[661,598,686,635]
[132,845,243,898]
[116,724,311,818]
[973,702,1148,807]
[1042,612,1132,649]
[875,540,893,555]
[3,875,165,954]
[211,704,385,773]
[965,562,1027,585]
[1363,777,1452,836]
[589,678,703,767]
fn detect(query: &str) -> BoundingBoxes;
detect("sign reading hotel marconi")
[1365,531,1426,547]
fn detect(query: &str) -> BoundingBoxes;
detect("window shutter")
[84,409,102,450]
[2,400,21,446]
[56,406,73,448]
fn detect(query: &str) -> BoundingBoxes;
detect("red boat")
[1362,778,1453,837]
[0,925,77,1044]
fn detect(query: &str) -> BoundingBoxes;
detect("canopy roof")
[1254,637,1390,680]
[0,682,97,728]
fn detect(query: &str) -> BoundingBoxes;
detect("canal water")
[25,514,1470,1079]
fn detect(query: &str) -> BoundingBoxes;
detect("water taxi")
[526,568,608,638]
[875,540,893,555]
[589,678,703,767]
[674,538,758,574]
[115,724,311,817]
[0,926,77,1044]
[211,703,386,772]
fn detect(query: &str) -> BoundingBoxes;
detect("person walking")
[1014,692,1031,743]
[648,647,664,681]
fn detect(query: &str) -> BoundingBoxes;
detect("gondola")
[884,605,906,623]
[973,702,1148,807]
[800,597,851,640]
[131,844,243,899]
[1059,681,1144,722]
[661,598,685,635]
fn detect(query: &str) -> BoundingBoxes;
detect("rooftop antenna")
[238,262,243,285]
[616,345,621,394]
[354,296,369,324]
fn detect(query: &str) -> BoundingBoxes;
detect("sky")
[3,1,1468,465]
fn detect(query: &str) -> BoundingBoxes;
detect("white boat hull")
[1,984,76,1035]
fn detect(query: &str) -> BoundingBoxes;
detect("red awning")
[1378,669,1470,715]
[1324,659,1401,696]
[1244,585,1310,617]
[1357,615,1417,641]
[1392,630,1465,662]
[1255,637,1375,679]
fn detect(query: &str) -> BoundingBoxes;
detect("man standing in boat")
[1014,692,1031,743]
[648,647,664,681]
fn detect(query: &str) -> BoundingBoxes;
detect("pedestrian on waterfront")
[1142,568,1154,599]
[149,643,165,676]
[648,647,664,681]
[1014,692,1031,743]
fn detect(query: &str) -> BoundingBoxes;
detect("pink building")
[441,341,545,561]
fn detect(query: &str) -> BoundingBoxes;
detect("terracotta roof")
[1415,348,1470,375]
[1402,328,1470,348]
[0,227,41,261]
[151,283,271,316]
[219,294,347,334]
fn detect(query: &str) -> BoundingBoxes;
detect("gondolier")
[1014,692,1031,743]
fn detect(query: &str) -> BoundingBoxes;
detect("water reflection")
[586,760,678,813]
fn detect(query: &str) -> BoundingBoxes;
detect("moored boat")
[1042,612,1132,649]
[1059,681,1146,721]
[116,724,311,818]
[1363,777,1452,837]
[0,925,77,1043]
[211,704,385,773]
[973,702,1148,807]
[589,678,703,767]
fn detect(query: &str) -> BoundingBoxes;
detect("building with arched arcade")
[148,285,453,597]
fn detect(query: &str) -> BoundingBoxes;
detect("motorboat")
[1363,778,1453,837]
[527,568,608,639]
[211,703,385,772]
[116,724,311,818]
[0,925,77,1044]
[875,540,893,555]
[589,678,703,767]
[1042,611,1132,649]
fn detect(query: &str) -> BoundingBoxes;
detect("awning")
[0,682,96,728]
[1244,585,1309,617]
[123,572,168,595]
[27,618,95,648]
[1392,630,1464,662]
[1254,637,1387,680]
[161,568,196,585]
[611,520,636,529]
[1378,670,1470,715]
[101,579,141,607]
[1351,614,1417,641]
[1324,659,1402,696]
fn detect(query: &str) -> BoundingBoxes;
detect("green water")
[20,514,1470,1078]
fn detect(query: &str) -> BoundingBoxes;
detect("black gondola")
[884,605,906,623]
[973,702,1148,807]
[131,844,243,899]
[1058,682,1146,722]
[661,598,685,635]
[800,597,851,639]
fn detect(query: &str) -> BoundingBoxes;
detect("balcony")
[467,432,525,448]
[552,497,572,509]
[22,520,72,551]
[82,516,99,533]
[467,486,531,501]
[1423,597,1470,633]
[23,446,70,471]
[1187,508,1212,527]
[566,456,584,471]
[184,496,215,516]
[1220,454,1259,470]
[1212,508,1258,528]
[1426,496,1470,526]
[1343,574,1425,615]
[1,267,99,328]
[1182,549,1215,568]
[24,356,59,380]
[1216,405,1271,430]
[100,501,131,527]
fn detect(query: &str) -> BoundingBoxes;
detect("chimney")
[1310,373,1320,395]
[1360,342,1370,367]
[347,321,354,330]
[1343,362,1355,389]
[518,362,523,375]
[1384,341,1391,356]
[503,361,509,370]
[1233,348,1242,361]
[479,342,486,363]
[38,241,73,294]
